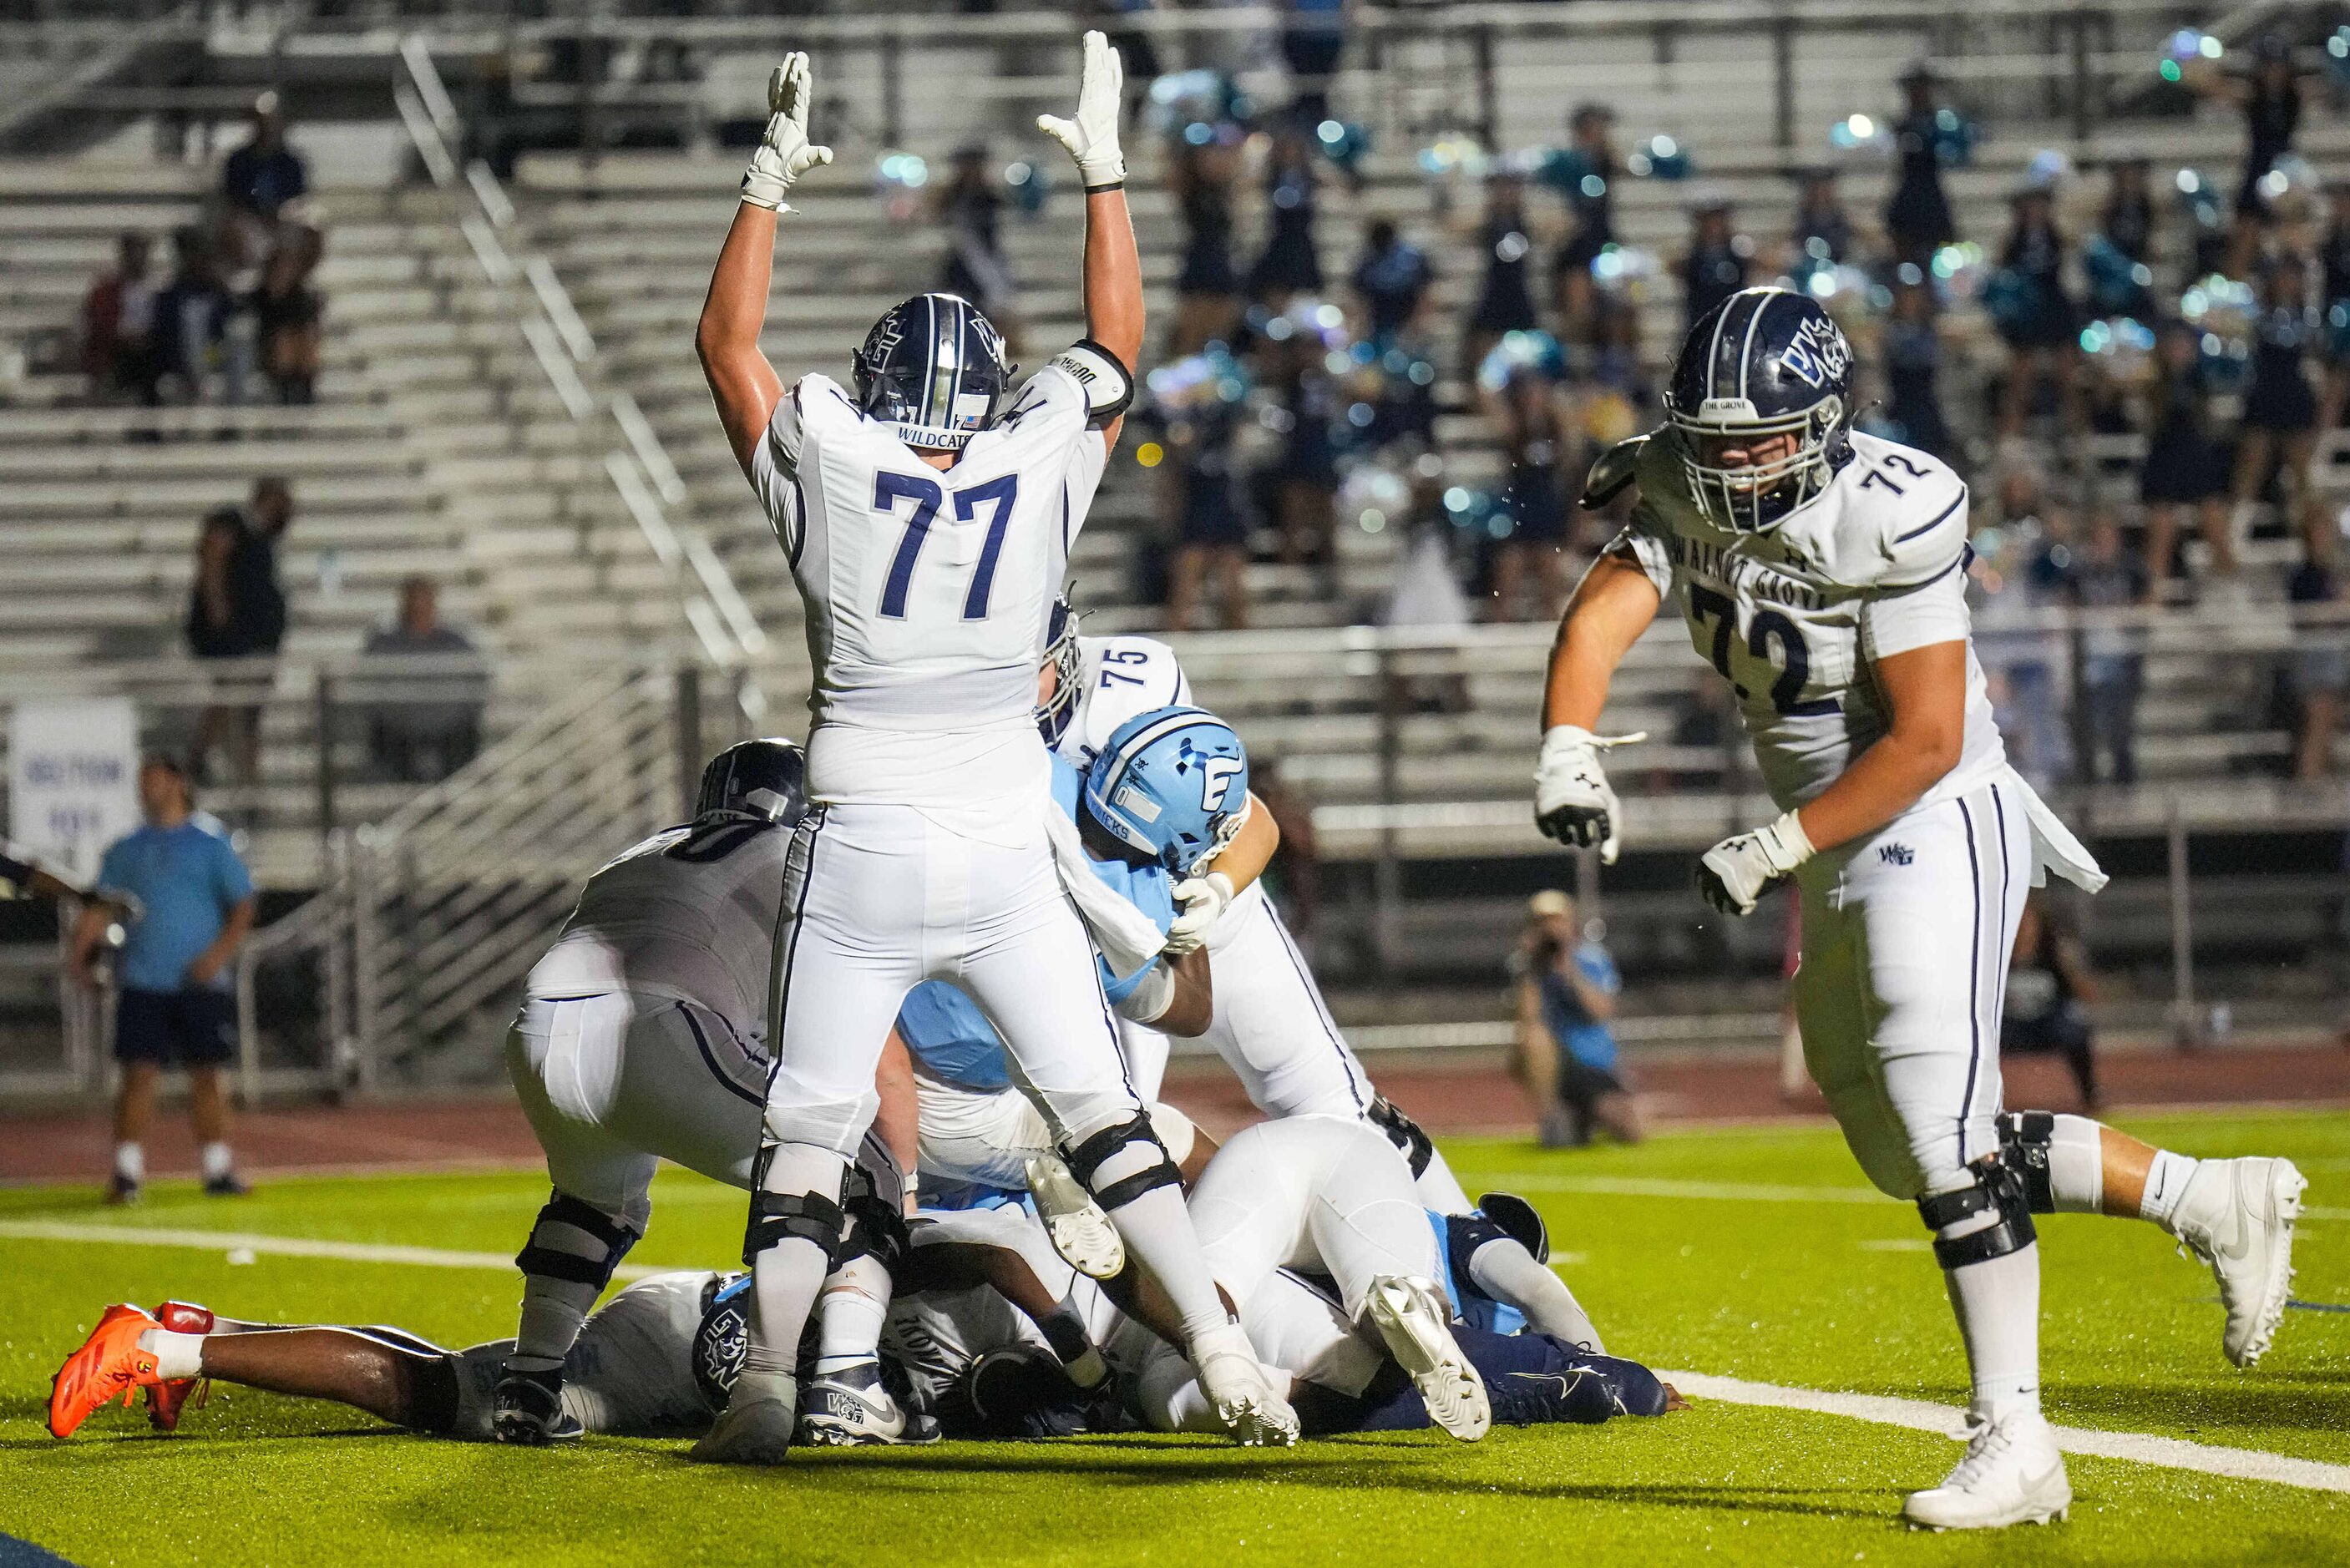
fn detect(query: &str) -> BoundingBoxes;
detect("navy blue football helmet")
[853,292,1014,451]
[696,738,808,826]
[1036,592,1083,750]
[1665,286,1856,532]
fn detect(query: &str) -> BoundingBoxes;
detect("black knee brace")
[838,1161,910,1277]
[1916,1155,2039,1270]
[514,1191,641,1289]
[1367,1095,1434,1179]
[1063,1113,1181,1211]
[1996,1110,2060,1214]
[742,1187,846,1270]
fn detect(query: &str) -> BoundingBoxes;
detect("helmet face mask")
[1666,288,1855,534]
[1036,594,1083,749]
[853,292,1014,451]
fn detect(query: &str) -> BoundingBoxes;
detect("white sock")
[2039,1115,2104,1213]
[114,1143,144,1183]
[1467,1238,1603,1352]
[1943,1244,2043,1423]
[200,1141,235,1181]
[137,1328,206,1380]
[1100,1181,1230,1342]
[746,1143,851,1381]
[2141,1150,2201,1231]
[813,1256,889,1376]
[1063,1346,1108,1390]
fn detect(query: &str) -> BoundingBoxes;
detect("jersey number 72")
[874,472,1020,621]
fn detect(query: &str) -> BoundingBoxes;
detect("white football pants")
[1794,775,2033,1201]
[766,802,1142,1157]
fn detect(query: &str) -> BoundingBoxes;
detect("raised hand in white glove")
[1533,725,1648,864]
[1697,811,1815,917]
[740,52,833,211]
[1163,870,1233,955]
[1036,29,1126,189]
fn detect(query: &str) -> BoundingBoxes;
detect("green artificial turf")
[1,1109,2343,1565]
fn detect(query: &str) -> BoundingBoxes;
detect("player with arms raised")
[1536,286,2307,1530]
[691,38,1290,1464]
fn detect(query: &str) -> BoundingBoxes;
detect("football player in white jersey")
[693,40,1290,1461]
[493,741,923,1448]
[1536,286,2309,1530]
[1036,597,1477,1215]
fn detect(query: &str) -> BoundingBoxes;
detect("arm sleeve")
[1603,508,1674,598]
[1861,563,1973,660]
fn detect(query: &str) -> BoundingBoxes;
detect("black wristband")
[1082,179,1126,195]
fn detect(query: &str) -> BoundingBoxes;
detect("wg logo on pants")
[1878,843,1914,867]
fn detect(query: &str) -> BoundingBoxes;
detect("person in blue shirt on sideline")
[68,754,257,1203]
[1512,888,1644,1148]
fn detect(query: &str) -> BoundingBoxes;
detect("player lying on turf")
[696,34,1290,1460]
[496,739,929,1449]
[49,1273,748,1443]
[884,1121,1664,1441]
[1536,284,2308,1530]
[1036,596,1481,1215]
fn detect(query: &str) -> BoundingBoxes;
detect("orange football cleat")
[49,1304,163,1439]
[145,1301,215,1432]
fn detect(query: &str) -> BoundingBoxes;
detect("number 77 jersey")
[748,360,1111,802]
[1603,425,2007,813]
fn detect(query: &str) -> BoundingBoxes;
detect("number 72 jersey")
[1604,426,2007,812]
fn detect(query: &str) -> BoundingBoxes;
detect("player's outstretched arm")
[1535,554,1660,860]
[1039,31,1141,447]
[697,51,832,477]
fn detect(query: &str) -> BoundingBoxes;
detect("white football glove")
[1163,870,1233,955]
[1036,29,1126,188]
[1533,725,1648,864]
[740,52,833,211]
[1697,811,1815,917]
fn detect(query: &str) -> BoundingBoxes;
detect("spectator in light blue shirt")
[70,754,256,1203]
[1512,889,1643,1148]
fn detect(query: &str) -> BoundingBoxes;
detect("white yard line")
[0,1218,666,1282]
[1477,1172,2347,1223]
[1663,1371,2350,1496]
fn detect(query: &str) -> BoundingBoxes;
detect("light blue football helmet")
[1083,706,1250,876]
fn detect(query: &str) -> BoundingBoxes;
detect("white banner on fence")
[10,699,141,883]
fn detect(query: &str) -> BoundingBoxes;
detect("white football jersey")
[524,818,789,1043]
[751,366,1110,808]
[1609,427,2005,812]
[1052,633,1193,770]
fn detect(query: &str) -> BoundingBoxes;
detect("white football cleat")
[1190,1323,1299,1447]
[688,1370,798,1465]
[798,1363,939,1446]
[1902,1410,2070,1531]
[1365,1275,1491,1442]
[2170,1156,2307,1368]
[1025,1152,1126,1280]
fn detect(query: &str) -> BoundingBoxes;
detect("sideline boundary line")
[1476,1172,2347,1223]
[1663,1371,2350,1496]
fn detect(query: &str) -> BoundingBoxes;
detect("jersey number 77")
[874,473,1021,621]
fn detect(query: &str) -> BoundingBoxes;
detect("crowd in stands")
[1036,23,2350,790]
[81,95,325,411]
[63,96,485,804]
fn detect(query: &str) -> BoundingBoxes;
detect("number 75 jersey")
[750,362,1109,762]
[1604,426,2007,812]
